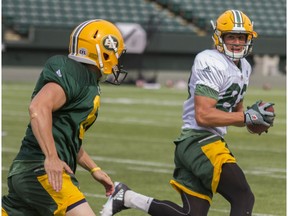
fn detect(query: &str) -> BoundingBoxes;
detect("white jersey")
[182,49,252,137]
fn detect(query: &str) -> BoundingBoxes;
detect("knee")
[247,189,255,209]
[238,185,254,204]
[237,187,255,214]
[240,189,255,216]
[236,179,254,201]
[229,186,255,208]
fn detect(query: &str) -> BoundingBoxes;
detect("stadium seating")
[2,0,286,37]
[2,0,197,36]
[153,0,286,37]
[173,0,286,37]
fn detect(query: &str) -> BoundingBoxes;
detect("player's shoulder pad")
[195,49,228,71]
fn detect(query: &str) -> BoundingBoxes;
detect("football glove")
[244,100,275,126]
[244,108,270,126]
[249,100,275,125]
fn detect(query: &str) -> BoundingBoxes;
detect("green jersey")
[11,55,101,174]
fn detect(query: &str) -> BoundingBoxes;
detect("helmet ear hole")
[103,53,109,60]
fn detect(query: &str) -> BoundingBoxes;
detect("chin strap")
[223,44,246,60]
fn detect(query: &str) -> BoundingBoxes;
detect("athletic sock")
[124,190,153,213]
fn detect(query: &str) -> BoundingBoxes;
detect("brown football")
[246,102,275,135]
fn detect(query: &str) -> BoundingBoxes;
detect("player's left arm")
[77,147,114,196]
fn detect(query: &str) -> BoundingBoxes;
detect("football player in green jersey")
[2,19,127,216]
[101,10,274,216]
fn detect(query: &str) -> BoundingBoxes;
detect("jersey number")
[217,83,247,112]
[79,95,100,139]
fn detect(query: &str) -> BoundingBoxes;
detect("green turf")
[2,83,286,216]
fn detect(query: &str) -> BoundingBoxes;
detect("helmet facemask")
[97,35,127,85]
[219,33,254,60]
[211,10,257,61]
[104,49,128,85]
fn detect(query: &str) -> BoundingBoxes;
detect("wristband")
[90,167,101,174]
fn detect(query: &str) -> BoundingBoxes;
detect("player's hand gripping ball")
[244,101,275,135]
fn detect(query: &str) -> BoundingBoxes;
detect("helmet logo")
[103,36,118,51]
[79,48,88,56]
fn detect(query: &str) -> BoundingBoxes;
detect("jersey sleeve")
[193,51,226,93]
[34,56,79,102]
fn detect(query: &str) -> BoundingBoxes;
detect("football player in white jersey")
[101,10,274,216]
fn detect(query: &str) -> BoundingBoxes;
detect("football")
[246,102,275,135]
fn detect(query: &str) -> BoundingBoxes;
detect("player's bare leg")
[66,202,96,216]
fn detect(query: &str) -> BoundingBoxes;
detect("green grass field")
[2,82,286,216]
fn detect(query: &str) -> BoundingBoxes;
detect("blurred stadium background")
[2,0,286,87]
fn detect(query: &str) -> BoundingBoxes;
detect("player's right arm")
[194,95,245,127]
[192,51,246,128]
[29,82,73,192]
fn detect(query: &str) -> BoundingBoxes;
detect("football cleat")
[100,182,130,216]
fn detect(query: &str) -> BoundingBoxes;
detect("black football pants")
[148,163,254,216]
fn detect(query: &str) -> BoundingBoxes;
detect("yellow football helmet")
[68,19,127,84]
[211,10,258,60]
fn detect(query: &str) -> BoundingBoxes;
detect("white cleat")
[100,182,130,216]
